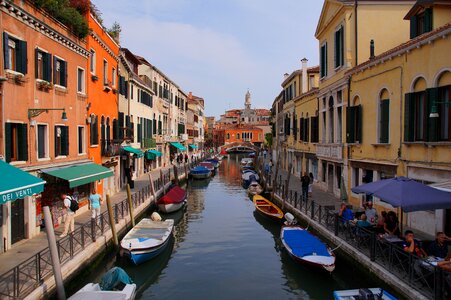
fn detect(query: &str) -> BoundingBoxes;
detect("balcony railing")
[101,139,121,157]
[316,144,343,160]
[142,138,156,149]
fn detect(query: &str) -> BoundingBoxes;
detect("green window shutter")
[17,40,27,74]
[334,31,338,68]
[325,43,328,76]
[346,106,355,143]
[426,88,438,142]
[380,99,390,143]
[17,124,28,161]
[3,33,9,70]
[4,123,12,162]
[339,27,344,66]
[101,123,105,144]
[305,118,310,142]
[52,56,57,83]
[61,126,69,156]
[113,119,118,140]
[35,49,40,78]
[55,126,59,156]
[356,105,362,143]
[404,93,415,142]
[43,53,51,82]
[410,15,418,39]
[118,112,124,140]
[61,60,67,87]
[125,116,130,138]
[93,116,99,145]
[153,119,156,134]
[107,123,111,142]
[137,122,142,143]
[424,8,433,33]
[158,121,162,134]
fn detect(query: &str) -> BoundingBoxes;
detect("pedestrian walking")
[184,153,189,163]
[268,159,273,175]
[308,172,314,198]
[301,172,310,201]
[263,149,267,159]
[60,193,77,237]
[88,188,103,224]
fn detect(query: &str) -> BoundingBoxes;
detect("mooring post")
[149,173,157,201]
[43,206,66,300]
[106,194,119,248]
[173,165,179,185]
[126,184,135,227]
[185,162,188,179]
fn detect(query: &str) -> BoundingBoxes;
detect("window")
[77,67,85,93]
[352,167,360,188]
[5,123,28,162]
[112,67,116,87]
[410,8,432,39]
[130,84,134,99]
[54,125,69,157]
[226,133,230,140]
[90,49,96,74]
[103,59,108,85]
[119,76,128,96]
[53,57,67,87]
[379,99,390,143]
[334,26,344,69]
[3,33,27,74]
[437,85,451,141]
[90,115,99,145]
[37,124,48,159]
[78,126,85,154]
[310,116,319,143]
[35,49,51,81]
[237,133,240,140]
[320,42,328,78]
[346,105,362,143]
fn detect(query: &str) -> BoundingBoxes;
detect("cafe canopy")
[0,160,46,204]
[42,163,113,188]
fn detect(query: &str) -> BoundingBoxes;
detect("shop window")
[3,33,27,74]
[53,57,67,87]
[55,125,69,157]
[35,49,51,81]
[37,124,48,159]
[5,123,28,162]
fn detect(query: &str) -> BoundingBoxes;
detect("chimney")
[188,91,193,99]
[301,58,308,94]
[370,39,375,59]
[283,73,289,81]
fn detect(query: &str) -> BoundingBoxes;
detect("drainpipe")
[354,0,358,67]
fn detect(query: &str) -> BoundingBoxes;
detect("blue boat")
[204,158,219,168]
[190,166,212,179]
[333,288,397,300]
[120,218,174,265]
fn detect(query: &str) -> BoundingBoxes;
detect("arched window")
[90,114,98,145]
[378,89,390,143]
[237,133,240,140]
[405,77,427,141]
[436,71,451,141]
[226,133,230,140]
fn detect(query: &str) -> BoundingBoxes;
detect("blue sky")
[95,0,324,117]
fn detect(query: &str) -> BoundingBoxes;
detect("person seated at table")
[364,201,378,225]
[384,211,400,237]
[338,203,353,223]
[437,255,451,288]
[375,211,387,234]
[403,230,427,258]
[428,232,451,259]
[356,213,372,228]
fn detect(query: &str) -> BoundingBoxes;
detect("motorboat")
[120,218,174,265]
[242,171,260,188]
[199,161,215,173]
[248,182,263,196]
[333,288,397,300]
[190,166,212,179]
[241,157,253,167]
[69,267,136,300]
[157,185,187,213]
[253,195,283,220]
[204,158,220,168]
[281,213,335,272]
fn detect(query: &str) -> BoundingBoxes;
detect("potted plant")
[91,74,98,81]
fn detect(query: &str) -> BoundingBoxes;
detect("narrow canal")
[70,155,387,300]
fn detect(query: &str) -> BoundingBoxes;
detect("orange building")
[0,0,92,247]
[86,12,120,198]
[223,124,264,147]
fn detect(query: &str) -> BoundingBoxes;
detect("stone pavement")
[0,165,175,276]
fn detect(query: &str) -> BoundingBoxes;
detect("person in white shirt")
[364,201,378,225]
[60,193,75,238]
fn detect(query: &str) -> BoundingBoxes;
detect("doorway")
[328,164,334,192]
[11,199,25,244]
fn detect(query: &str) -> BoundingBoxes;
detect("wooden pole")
[126,184,135,227]
[283,163,293,210]
[106,194,118,248]
[173,165,179,185]
[148,173,156,201]
[43,206,66,300]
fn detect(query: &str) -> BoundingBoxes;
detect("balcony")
[316,144,343,160]
[142,138,156,149]
[101,139,121,157]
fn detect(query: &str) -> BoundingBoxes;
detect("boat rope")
[331,243,344,252]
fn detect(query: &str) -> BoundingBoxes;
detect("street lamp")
[28,108,67,121]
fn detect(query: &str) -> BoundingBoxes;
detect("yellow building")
[346,1,451,236]
[280,59,320,178]
[315,0,416,197]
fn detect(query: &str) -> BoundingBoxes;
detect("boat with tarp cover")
[157,185,187,213]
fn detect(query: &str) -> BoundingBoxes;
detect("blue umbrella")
[351,176,451,212]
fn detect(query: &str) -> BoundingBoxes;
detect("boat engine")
[357,288,375,300]
[284,212,297,226]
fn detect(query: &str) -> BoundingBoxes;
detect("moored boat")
[69,267,136,300]
[333,288,397,300]
[253,195,283,220]
[281,216,335,272]
[199,161,215,173]
[120,218,174,265]
[157,185,187,213]
[204,158,220,168]
[248,182,263,196]
[240,157,253,167]
[242,171,260,188]
[190,166,212,179]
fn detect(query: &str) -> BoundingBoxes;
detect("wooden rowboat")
[252,195,283,220]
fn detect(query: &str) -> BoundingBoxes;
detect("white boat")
[333,288,397,300]
[157,186,187,213]
[120,218,174,265]
[69,267,136,300]
[240,157,253,166]
[248,182,263,196]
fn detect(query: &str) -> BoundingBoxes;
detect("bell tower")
[245,90,251,110]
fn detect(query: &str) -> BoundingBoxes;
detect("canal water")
[70,155,387,300]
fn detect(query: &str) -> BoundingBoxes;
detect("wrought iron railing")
[101,139,121,157]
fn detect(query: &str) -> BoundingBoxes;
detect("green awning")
[170,142,186,151]
[42,163,113,188]
[123,146,144,158]
[0,161,46,204]
[189,144,198,149]
[145,149,162,160]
